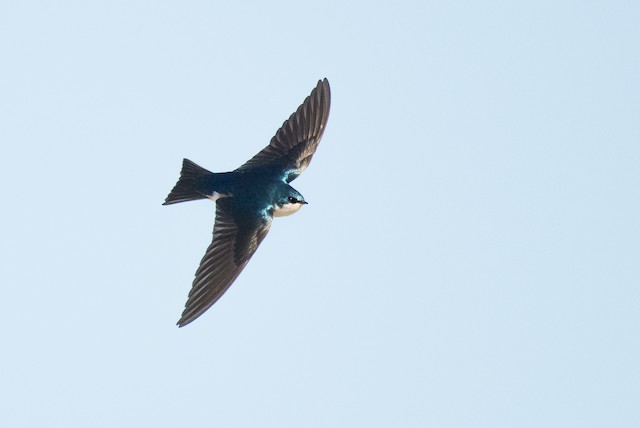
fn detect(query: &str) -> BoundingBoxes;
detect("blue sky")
[1,1,639,427]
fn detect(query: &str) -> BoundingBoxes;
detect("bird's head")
[273,186,308,217]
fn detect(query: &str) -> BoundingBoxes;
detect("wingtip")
[176,306,206,328]
[176,317,191,328]
[319,78,330,92]
[319,78,331,107]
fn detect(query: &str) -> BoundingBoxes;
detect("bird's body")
[164,79,331,327]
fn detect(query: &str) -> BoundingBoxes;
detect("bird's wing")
[236,78,331,183]
[177,197,272,327]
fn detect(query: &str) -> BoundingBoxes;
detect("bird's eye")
[288,196,298,203]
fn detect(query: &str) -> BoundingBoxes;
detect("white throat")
[273,202,304,217]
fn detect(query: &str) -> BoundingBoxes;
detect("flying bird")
[164,79,331,327]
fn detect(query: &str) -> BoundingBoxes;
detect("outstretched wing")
[236,78,331,182]
[177,198,272,327]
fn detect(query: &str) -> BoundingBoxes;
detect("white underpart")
[273,202,304,217]
[207,191,230,202]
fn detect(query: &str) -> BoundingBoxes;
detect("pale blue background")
[1,1,639,427]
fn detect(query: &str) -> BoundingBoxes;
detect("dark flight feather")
[236,79,331,182]
[177,198,272,327]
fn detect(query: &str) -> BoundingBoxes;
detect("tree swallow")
[164,79,331,327]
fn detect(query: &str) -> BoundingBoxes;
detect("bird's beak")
[302,201,308,205]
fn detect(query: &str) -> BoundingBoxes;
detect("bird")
[163,79,331,327]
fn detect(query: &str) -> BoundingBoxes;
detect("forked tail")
[163,159,212,205]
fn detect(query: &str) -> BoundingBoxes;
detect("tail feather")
[163,159,212,205]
